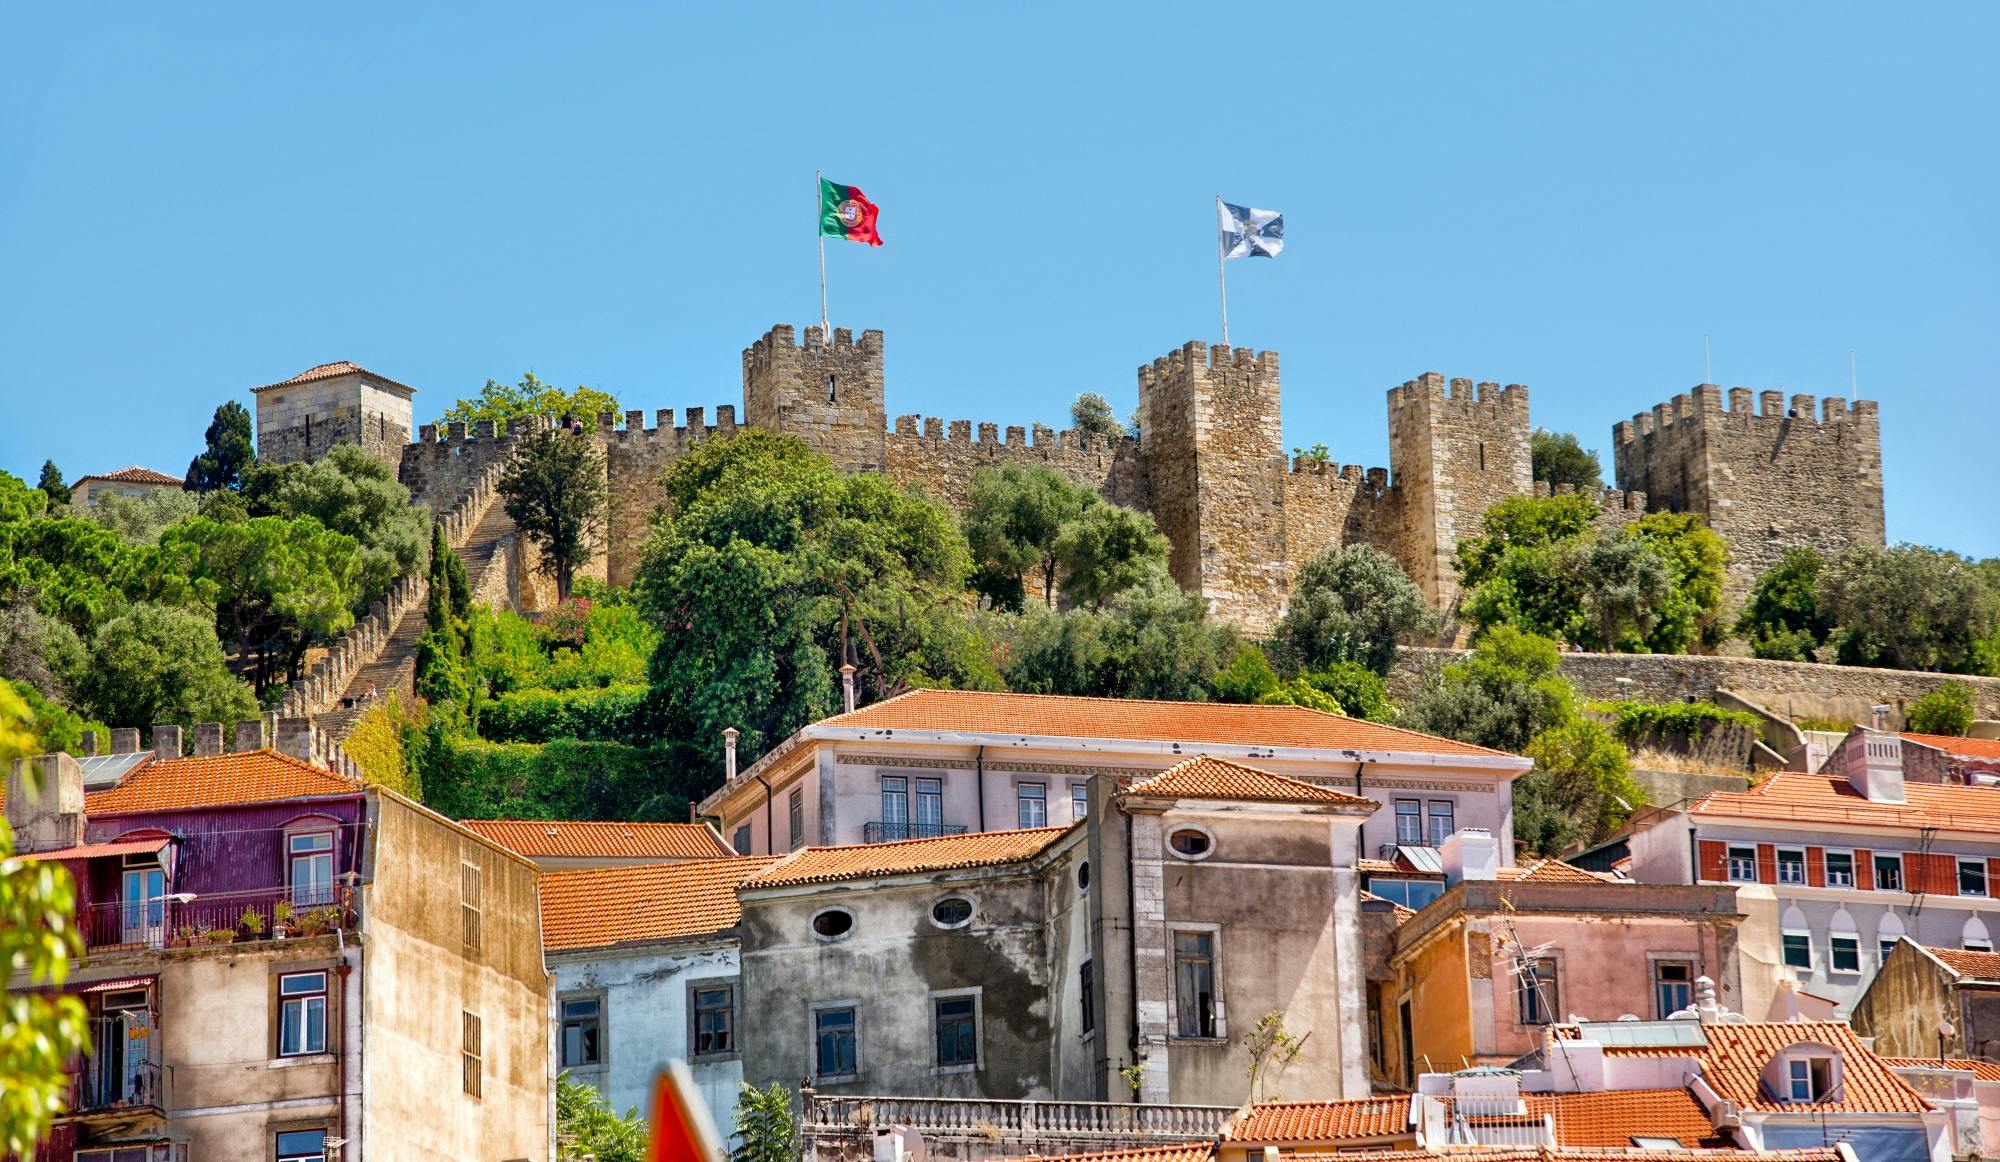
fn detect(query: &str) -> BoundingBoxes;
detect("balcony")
[802,1094,1234,1147]
[78,885,354,952]
[864,821,969,843]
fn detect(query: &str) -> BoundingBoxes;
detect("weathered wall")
[744,325,886,474]
[1282,460,1399,581]
[256,374,413,467]
[885,419,1144,510]
[1851,946,1958,1058]
[600,405,736,586]
[1388,374,1533,610]
[1614,388,1884,596]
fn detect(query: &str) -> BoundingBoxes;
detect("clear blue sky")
[3,3,1994,558]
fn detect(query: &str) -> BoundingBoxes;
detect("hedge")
[477,683,649,744]
[414,733,714,823]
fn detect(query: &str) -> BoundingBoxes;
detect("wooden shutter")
[1698,840,1727,883]
[1757,843,1778,885]
[1806,846,1826,888]
[1855,849,1875,892]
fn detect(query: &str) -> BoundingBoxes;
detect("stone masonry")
[252,324,1887,635]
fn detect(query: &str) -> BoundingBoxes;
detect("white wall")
[551,941,742,1130]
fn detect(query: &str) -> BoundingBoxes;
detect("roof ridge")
[788,823,1073,855]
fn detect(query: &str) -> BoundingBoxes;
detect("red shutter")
[1914,853,1957,896]
[1988,858,2000,895]
[1806,846,1826,888]
[1757,843,1778,885]
[1855,849,1875,892]
[1698,840,1727,883]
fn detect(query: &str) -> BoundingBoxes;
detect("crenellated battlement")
[1137,341,1278,389]
[1615,385,1878,443]
[1387,371,1529,416]
[888,414,1134,454]
[1287,457,1393,491]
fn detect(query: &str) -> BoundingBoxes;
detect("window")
[1825,851,1854,887]
[276,1129,328,1162]
[1880,938,1900,963]
[1018,782,1047,828]
[1631,1138,1684,1151]
[916,778,943,835]
[1874,854,1905,892]
[1786,1056,1834,1103]
[1959,859,1988,897]
[1427,801,1455,848]
[120,864,165,945]
[1783,931,1812,969]
[811,908,854,940]
[692,985,734,1056]
[880,776,908,830]
[1967,940,1995,953]
[289,831,334,905]
[733,823,752,855]
[560,997,601,1067]
[1777,848,1806,885]
[1395,800,1424,846]
[461,861,482,953]
[930,897,973,928]
[1173,930,1217,1038]
[1518,957,1559,1025]
[934,995,978,1068]
[1076,861,1090,893]
[788,786,805,850]
[1071,783,1089,821]
[1727,846,1758,882]
[1168,827,1212,859]
[278,971,328,1057]
[1830,935,1861,973]
[461,1011,482,1098]
[1653,961,1692,1018]
[1079,960,1095,1034]
[1368,878,1444,911]
[814,1007,857,1078]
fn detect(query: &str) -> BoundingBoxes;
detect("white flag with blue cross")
[1218,199,1284,259]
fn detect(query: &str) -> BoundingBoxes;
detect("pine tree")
[35,460,70,506]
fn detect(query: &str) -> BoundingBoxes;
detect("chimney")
[109,727,139,755]
[5,751,86,853]
[840,664,858,714]
[152,724,183,761]
[723,727,739,782]
[192,722,223,757]
[234,719,268,753]
[1845,728,1906,803]
[1441,828,1499,885]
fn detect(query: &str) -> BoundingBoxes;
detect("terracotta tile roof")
[83,749,361,815]
[1901,733,2000,761]
[459,819,732,861]
[539,855,779,952]
[1921,944,2000,981]
[1689,771,2000,832]
[1883,1056,2000,1082]
[1287,1149,1840,1162]
[1527,1090,1723,1148]
[818,688,1518,759]
[1226,1097,1412,1142]
[1496,859,1611,884]
[744,826,1074,889]
[1002,1146,1211,1162]
[1360,890,1418,924]
[1565,1020,1932,1114]
[19,837,170,862]
[1124,755,1377,807]
[251,360,417,395]
[75,466,182,487]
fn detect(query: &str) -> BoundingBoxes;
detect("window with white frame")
[880,776,908,831]
[915,778,943,834]
[1959,859,1988,897]
[278,971,328,1057]
[1394,800,1423,846]
[1824,851,1854,887]
[276,1130,328,1162]
[1967,939,1994,953]
[1727,845,1758,882]
[1071,783,1089,821]
[1782,930,1812,969]
[1784,1055,1835,1103]
[288,830,334,905]
[1874,853,1905,892]
[1017,782,1047,828]
[1426,801,1455,847]
[1776,848,1805,885]
[1653,960,1692,1018]
[1829,935,1861,973]
[1880,938,1900,963]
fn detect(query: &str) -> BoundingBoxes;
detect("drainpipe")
[975,746,987,832]
[839,664,857,714]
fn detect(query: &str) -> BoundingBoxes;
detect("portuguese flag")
[819,177,883,246]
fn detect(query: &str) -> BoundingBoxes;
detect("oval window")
[1169,828,1212,859]
[1077,861,1092,892]
[931,897,974,928]
[811,908,855,940]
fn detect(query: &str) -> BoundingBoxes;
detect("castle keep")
[253,324,1885,632]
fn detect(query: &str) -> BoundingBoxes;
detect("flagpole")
[1216,195,1230,346]
[817,171,830,341]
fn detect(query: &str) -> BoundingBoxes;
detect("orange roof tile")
[1882,1057,2000,1082]
[1496,859,1611,884]
[819,688,1517,759]
[744,826,1074,889]
[1227,1097,1412,1142]
[1901,733,2000,761]
[1124,755,1377,807]
[1528,1090,1723,1148]
[1285,1149,1840,1162]
[251,360,417,395]
[1690,772,2000,833]
[19,837,170,862]
[540,856,779,952]
[1360,890,1418,924]
[1567,1020,1932,1115]
[75,466,182,487]
[83,749,360,815]
[459,819,732,861]
[1922,944,2000,981]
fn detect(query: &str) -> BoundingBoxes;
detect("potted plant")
[239,906,266,940]
[272,899,294,940]
[174,924,198,947]
[293,907,329,937]
[201,925,236,945]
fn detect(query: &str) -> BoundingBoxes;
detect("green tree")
[1630,511,1728,653]
[1905,682,1977,736]
[159,516,365,692]
[1211,645,1283,703]
[1399,627,1577,755]
[1070,392,1122,442]
[8,680,108,756]
[35,461,70,506]
[991,567,1237,702]
[1051,503,1170,609]
[1288,662,1393,722]
[76,602,258,729]
[85,487,200,546]
[0,595,88,710]
[0,516,189,641]
[1270,545,1436,675]
[731,1082,799,1162]
[1456,493,1600,591]
[500,428,608,601]
[1820,543,1999,673]
[1737,547,1832,661]
[963,463,1097,610]
[252,444,430,605]
[0,682,91,1157]
[1530,428,1603,492]
[1522,718,1644,848]
[556,1071,645,1162]
[1574,529,1670,650]
[441,372,622,430]
[416,523,477,729]
[0,471,49,523]
[184,401,257,493]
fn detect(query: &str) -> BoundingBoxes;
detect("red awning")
[18,837,170,861]
[69,976,156,994]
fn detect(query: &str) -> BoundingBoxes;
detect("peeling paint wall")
[551,941,743,1131]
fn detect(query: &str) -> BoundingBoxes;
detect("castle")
[250,325,1885,633]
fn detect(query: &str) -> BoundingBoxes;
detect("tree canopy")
[184,401,256,493]
[441,372,622,429]
[1530,428,1603,492]
[1736,547,1833,661]
[245,444,430,605]
[1818,543,1998,673]
[76,602,259,728]
[1269,544,1435,676]
[962,463,1165,610]
[159,515,365,693]
[1069,392,1122,441]
[35,461,69,506]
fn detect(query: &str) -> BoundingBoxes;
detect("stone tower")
[1613,385,1883,597]
[1135,341,1290,632]
[742,325,887,473]
[251,360,416,466]
[1387,373,1533,609]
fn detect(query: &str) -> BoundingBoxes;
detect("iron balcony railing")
[73,1043,162,1114]
[863,821,969,843]
[803,1094,1234,1142]
[78,885,354,952]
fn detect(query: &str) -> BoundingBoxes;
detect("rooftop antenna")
[1849,351,1858,399]
[1703,335,1711,385]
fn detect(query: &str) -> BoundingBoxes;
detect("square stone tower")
[252,361,416,466]
[742,325,886,473]
[1387,373,1533,609]
[1135,341,1290,632]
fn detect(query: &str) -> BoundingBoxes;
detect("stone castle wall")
[882,419,1145,510]
[1388,373,1534,609]
[256,376,413,467]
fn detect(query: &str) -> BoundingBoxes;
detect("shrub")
[478,684,649,744]
[414,731,711,822]
[1594,699,1761,741]
[1905,682,1977,737]
[342,692,423,799]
